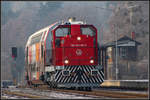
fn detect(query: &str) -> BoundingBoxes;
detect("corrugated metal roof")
[104,35,141,47]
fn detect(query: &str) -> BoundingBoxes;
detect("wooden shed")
[102,35,141,80]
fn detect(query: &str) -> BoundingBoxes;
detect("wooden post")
[127,60,130,73]
[13,78,17,85]
[104,48,107,80]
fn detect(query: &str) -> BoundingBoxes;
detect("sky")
[2,1,113,25]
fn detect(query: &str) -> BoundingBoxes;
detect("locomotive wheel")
[48,82,53,88]
[81,87,84,91]
[85,87,92,91]
[33,84,35,87]
[78,87,84,91]
[77,87,81,91]
[85,87,88,91]
[88,87,92,91]
[53,83,57,88]
[48,82,57,89]
[71,87,76,90]
[33,84,38,88]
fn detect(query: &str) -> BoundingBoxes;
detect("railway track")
[1,88,96,99]
[50,89,148,98]
[2,86,148,99]
[1,90,50,99]
[29,85,148,98]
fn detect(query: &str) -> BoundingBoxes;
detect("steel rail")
[18,85,149,99]
[93,90,148,98]
[29,86,148,98]
[51,89,148,98]
[2,90,49,99]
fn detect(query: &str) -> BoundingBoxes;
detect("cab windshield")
[81,26,96,36]
[55,27,70,37]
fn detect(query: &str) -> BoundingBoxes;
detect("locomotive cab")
[52,24,98,66]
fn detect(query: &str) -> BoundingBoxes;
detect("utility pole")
[18,72,19,85]
[115,23,118,80]
[127,5,139,39]
[114,23,118,80]
[114,6,120,80]
[101,25,103,45]
[126,5,139,74]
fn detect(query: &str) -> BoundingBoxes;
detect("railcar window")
[55,28,69,37]
[26,47,28,58]
[81,27,95,36]
[41,45,43,57]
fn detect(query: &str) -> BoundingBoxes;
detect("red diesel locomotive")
[25,18,104,90]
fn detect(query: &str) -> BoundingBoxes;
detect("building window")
[120,47,127,58]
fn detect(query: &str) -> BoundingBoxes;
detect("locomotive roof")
[26,22,59,47]
[25,20,86,47]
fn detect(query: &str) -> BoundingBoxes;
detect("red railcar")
[25,18,104,90]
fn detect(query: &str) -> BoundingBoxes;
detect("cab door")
[53,25,71,65]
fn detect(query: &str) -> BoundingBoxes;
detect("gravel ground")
[93,87,148,94]
[1,88,99,99]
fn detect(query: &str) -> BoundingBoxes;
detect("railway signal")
[12,47,17,59]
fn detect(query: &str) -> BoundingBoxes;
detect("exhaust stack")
[131,32,135,40]
[68,17,76,22]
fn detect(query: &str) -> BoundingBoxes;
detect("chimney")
[131,32,135,40]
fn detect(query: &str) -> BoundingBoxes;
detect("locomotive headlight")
[77,37,81,40]
[64,60,69,64]
[90,60,94,63]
